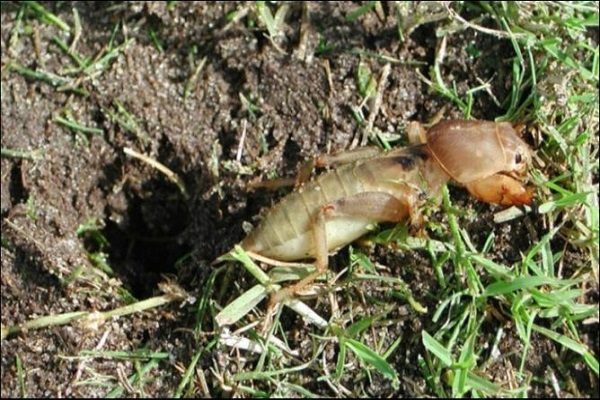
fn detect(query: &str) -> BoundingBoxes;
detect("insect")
[237,120,533,301]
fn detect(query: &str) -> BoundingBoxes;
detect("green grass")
[212,2,599,397]
[7,2,132,95]
[2,1,597,398]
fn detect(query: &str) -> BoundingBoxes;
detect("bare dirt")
[1,2,597,398]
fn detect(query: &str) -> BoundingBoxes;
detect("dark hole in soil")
[92,191,191,299]
[8,162,27,209]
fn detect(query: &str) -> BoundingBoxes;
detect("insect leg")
[271,191,410,303]
[464,174,533,206]
[315,147,383,167]
[251,147,384,191]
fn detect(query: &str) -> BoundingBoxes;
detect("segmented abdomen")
[240,144,445,260]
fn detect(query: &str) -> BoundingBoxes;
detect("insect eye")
[515,152,522,164]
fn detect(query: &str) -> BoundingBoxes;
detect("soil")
[1,2,597,398]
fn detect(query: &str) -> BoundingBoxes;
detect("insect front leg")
[271,191,411,304]
[464,174,534,206]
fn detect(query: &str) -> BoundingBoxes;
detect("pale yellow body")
[241,145,449,260]
[236,120,533,298]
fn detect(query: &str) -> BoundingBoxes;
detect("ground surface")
[1,2,598,398]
